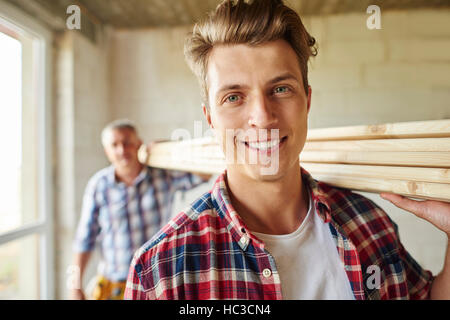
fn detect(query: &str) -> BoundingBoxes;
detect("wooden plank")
[144,135,450,155]
[150,140,450,161]
[307,119,450,141]
[146,155,450,201]
[311,173,450,202]
[300,151,450,168]
[148,154,225,174]
[139,120,450,201]
[303,137,450,152]
[301,163,450,184]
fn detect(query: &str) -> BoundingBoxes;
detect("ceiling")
[7,0,450,29]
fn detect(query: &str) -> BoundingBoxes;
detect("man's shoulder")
[316,180,396,232]
[92,166,113,178]
[133,191,217,262]
[84,166,113,191]
[318,180,385,216]
[317,180,401,253]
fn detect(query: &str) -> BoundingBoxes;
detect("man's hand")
[380,193,450,299]
[380,193,450,237]
[70,288,86,300]
[70,252,91,300]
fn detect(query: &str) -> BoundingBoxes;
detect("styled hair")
[184,0,317,105]
[101,119,138,146]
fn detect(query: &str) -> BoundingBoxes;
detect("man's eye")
[274,86,289,94]
[226,95,240,103]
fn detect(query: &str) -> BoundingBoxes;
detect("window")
[0,2,53,299]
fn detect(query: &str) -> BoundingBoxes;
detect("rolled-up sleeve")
[72,177,101,253]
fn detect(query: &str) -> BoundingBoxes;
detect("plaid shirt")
[125,168,434,299]
[73,165,204,281]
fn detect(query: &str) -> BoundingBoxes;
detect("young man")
[125,0,450,300]
[71,119,207,300]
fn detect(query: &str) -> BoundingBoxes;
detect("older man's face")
[204,39,311,181]
[103,128,142,170]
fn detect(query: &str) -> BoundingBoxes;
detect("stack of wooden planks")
[139,119,450,202]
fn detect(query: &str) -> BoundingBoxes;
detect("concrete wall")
[110,26,207,142]
[54,29,111,299]
[107,9,450,277]
[305,9,450,129]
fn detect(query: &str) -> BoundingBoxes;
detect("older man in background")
[70,119,208,300]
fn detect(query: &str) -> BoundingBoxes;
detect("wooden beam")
[310,173,450,202]
[303,137,450,152]
[139,120,450,202]
[301,163,450,184]
[300,151,450,168]
[307,119,450,141]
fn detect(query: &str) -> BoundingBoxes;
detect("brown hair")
[184,0,317,105]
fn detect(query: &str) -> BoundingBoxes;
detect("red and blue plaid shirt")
[124,168,434,300]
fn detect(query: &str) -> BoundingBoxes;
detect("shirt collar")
[211,172,252,251]
[210,167,333,251]
[106,165,149,187]
[300,167,332,223]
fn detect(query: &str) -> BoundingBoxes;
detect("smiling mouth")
[241,136,288,152]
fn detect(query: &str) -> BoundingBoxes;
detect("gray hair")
[101,119,138,146]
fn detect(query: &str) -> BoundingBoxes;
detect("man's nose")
[247,94,277,128]
[116,144,125,155]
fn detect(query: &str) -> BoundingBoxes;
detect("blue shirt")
[73,165,204,281]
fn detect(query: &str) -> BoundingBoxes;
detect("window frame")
[0,0,54,299]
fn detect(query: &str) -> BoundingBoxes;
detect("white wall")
[54,29,111,299]
[110,26,207,142]
[304,9,450,129]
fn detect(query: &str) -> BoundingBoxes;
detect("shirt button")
[239,235,249,246]
[263,268,272,278]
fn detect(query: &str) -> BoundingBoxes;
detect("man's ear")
[202,104,214,129]
[306,86,312,114]
[103,146,112,162]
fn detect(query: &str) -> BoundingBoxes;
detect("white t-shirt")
[252,192,355,300]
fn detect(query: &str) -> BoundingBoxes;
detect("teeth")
[247,139,280,150]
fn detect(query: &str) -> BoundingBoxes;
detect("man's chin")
[238,163,285,182]
[115,159,135,168]
[228,156,301,182]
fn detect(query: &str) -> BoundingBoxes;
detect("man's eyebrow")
[268,73,301,85]
[215,73,300,98]
[215,84,249,101]
[217,84,248,94]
